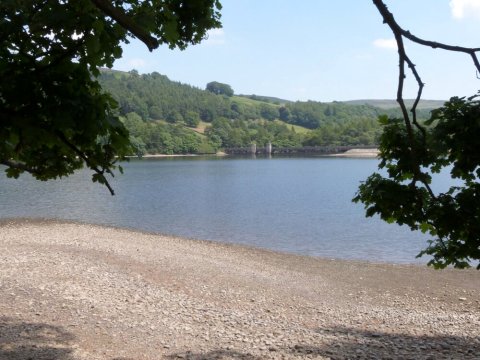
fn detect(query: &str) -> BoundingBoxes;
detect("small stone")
[459,297,467,301]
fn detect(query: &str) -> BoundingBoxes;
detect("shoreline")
[0,217,423,267]
[0,220,479,359]
[326,148,379,158]
[131,148,379,159]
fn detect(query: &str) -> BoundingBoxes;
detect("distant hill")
[344,99,445,110]
[99,69,442,125]
[236,97,445,111]
[97,69,445,154]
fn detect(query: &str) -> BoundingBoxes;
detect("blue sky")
[113,0,480,102]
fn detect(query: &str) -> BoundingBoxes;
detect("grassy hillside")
[274,120,311,134]
[236,94,291,105]
[231,95,279,107]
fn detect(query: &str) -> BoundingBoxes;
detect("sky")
[113,0,480,102]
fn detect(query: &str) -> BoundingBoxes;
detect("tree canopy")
[98,69,405,150]
[206,81,234,97]
[354,0,480,269]
[0,0,221,194]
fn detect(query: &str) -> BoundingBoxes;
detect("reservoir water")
[0,157,431,264]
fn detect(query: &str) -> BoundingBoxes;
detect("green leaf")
[378,115,389,125]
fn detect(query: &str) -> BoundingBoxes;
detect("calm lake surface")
[0,156,434,264]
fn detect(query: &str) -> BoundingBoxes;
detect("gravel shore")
[327,149,379,158]
[0,220,479,359]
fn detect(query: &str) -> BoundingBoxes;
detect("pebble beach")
[0,220,479,359]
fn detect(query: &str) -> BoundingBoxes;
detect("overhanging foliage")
[0,0,221,194]
[355,1,480,268]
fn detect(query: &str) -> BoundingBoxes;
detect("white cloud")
[203,28,225,46]
[129,58,146,68]
[373,38,397,50]
[450,0,480,19]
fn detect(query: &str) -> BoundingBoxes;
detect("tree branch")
[0,160,40,175]
[373,0,450,201]
[403,55,426,137]
[90,0,159,51]
[373,0,480,78]
[402,31,480,73]
[393,31,412,134]
[35,38,87,73]
[54,131,116,195]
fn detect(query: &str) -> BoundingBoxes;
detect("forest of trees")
[99,69,436,155]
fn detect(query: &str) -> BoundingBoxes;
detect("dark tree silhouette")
[0,0,222,194]
[355,0,480,268]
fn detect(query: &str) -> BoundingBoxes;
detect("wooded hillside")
[98,69,441,155]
